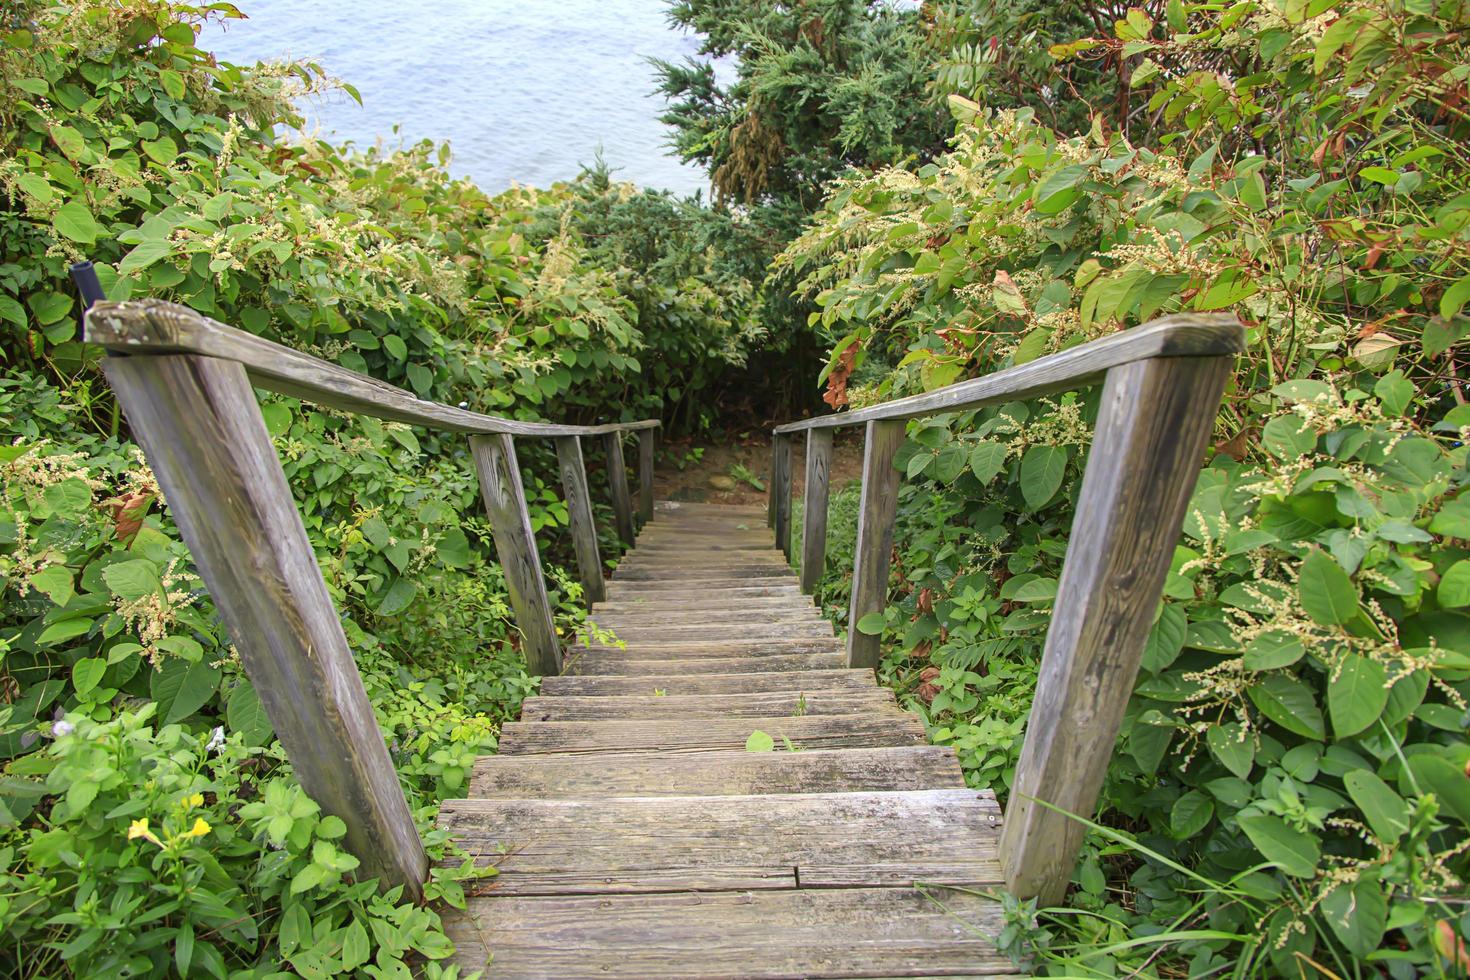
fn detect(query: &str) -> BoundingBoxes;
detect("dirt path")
[652,429,865,506]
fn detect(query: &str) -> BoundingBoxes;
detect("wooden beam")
[799,428,833,594]
[773,313,1243,434]
[999,355,1232,905]
[637,428,656,527]
[470,434,561,676]
[103,354,427,899]
[554,436,605,605]
[86,299,657,439]
[772,433,793,560]
[846,420,904,670]
[603,431,636,546]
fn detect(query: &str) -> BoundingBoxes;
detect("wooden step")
[588,620,835,642]
[539,668,875,697]
[469,746,964,799]
[569,637,842,662]
[591,598,820,617]
[612,565,793,581]
[602,583,804,601]
[564,653,847,675]
[437,788,1002,894]
[497,713,926,754]
[518,688,896,720]
[442,886,1018,978]
[589,611,829,631]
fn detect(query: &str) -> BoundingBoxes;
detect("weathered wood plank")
[470,746,963,799]
[611,566,796,581]
[498,713,927,754]
[443,887,1017,978]
[87,300,657,438]
[571,637,842,660]
[615,554,793,571]
[519,688,896,720]
[589,620,835,642]
[604,431,637,546]
[1001,355,1233,906]
[772,432,793,559]
[801,427,833,594]
[848,419,905,670]
[591,598,819,618]
[470,433,561,676]
[637,427,656,527]
[437,789,1002,894]
[653,500,767,515]
[538,668,876,697]
[564,653,847,675]
[601,583,805,602]
[589,609,825,629]
[773,313,1244,434]
[554,436,605,604]
[103,355,427,899]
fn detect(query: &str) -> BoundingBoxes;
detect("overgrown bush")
[785,0,1470,972]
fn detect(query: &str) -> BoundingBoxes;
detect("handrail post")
[555,436,606,605]
[799,428,832,593]
[771,433,793,559]
[846,420,904,670]
[637,427,656,528]
[470,433,562,676]
[1000,355,1231,905]
[603,431,636,546]
[103,354,428,899]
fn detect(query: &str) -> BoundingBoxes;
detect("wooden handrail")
[88,299,661,901]
[86,299,660,438]
[769,313,1242,906]
[772,313,1241,433]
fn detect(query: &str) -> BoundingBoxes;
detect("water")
[201,0,714,196]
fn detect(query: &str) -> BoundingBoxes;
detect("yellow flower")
[127,819,161,847]
[182,817,211,839]
[183,792,204,810]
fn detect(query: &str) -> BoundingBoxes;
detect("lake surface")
[201,0,715,196]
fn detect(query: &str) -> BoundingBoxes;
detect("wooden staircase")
[438,501,1020,978]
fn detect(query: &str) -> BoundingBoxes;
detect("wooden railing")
[84,299,660,901]
[768,313,1244,905]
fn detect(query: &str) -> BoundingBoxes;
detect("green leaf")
[341,920,371,970]
[72,657,106,697]
[1237,812,1320,877]
[382,334,408,361]
[1261,415,1316,458]
[1243,631,1304,670]
[745,730,774,752]
[141,136,177,165]
[1330,654,1388,736]
[855,612,886,635]
[158,68,186,99]
[16,173,52,202]
[1297,549,1358,625]
[1441,274,1470,319]
[968,441,1008,484]
[1343,770,1409,842]
[53,201,101,244]
[1170,790,1214,838]
[437,528,471,568]
[1019,445,1067,510]
[36,618,92,646]
[1033,164,1087,214]
[102,559,160,601]
[227,681,274,746]
[1373,370,1414,416]
[1438,560,1470,608]
[118,239,173,276]
[1206,723,1254,779]
[259,403,292,436]
[50,125,85,160]
[1248,674,1325,740]
[375,577,417,616]
[28,566,74,606]
[163,659,221,725]
[1320,874,1387,958]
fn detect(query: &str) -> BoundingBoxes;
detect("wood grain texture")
[592,597,819,617]
[518,688,897,720]
[772,432,794,559]
[637,428,656,526]
[104,355,427,899]
[847,420,906,670]
[773,313,1244,433]
[1000,355,1233,905]
[602,583,805,602]
[539,668,876,696]
[471,433,561,677]
[564,653,847,675]
[589,608,826,628]
[604,431,637,547]
[571,637,842,660]
[555,436,605,604]
[801,427,834,594]
[86,300,657,438]
[442,886,1019,977]
[497,713,928,754]
[469,746,964,799]
[588,620,835,642]
[437,789,1002,894]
